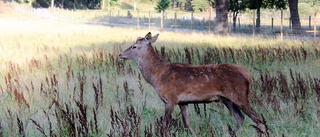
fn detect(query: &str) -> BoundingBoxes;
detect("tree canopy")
[155,0,170,12]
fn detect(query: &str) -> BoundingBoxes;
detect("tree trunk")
[101,0,105,9]
[214,0,229,34]
[256,7,260,32]
[134,1,137,11]
[232,15,237,30]
[288,0,301,31]
[51,0,54,8]
[255,0,262,32]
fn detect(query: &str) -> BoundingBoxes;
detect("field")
[1,8,320,136]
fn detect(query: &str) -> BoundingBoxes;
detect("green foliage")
[155,0,170,12]
[191,0,209,12]
[264,0,287,9]
[31,0,102,9]
[32,0,51,8]
[298,3,312,15]
[109,0,119,6]
[246,0,287,10]
[229,0,246,13]
[304,0,320,6]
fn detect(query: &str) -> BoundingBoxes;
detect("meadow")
[0,16,320,136]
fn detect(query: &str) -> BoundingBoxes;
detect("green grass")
[0,15,320,136]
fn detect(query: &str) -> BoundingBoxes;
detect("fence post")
[191,12,193,30]
[161,11,163,29]
[148,11,151,30]
[271,18,274,30]
[208,8,211,33]
[289,17,292,31]
[174,12,177,30]
[309,16,311,29]
[82,10,84,20]
[109,11,111,26]
[137,10,140,29]
[252,9,255,36]
[100,11,103,21]
[314,10,317,41]
[280,9,283,41]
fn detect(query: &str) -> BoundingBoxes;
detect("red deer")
[119,32,264,135]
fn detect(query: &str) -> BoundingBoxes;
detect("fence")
[13,3,320,39]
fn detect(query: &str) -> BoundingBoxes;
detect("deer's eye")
[132,46,137,49]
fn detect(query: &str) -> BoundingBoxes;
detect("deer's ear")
[150,34,159,44]
[145,32,152,40]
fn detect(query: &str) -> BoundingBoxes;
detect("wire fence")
[12,3,320,40]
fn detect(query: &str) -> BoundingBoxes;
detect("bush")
[298,3,312,16]
[32,0,50,8]
[155,0,170,12]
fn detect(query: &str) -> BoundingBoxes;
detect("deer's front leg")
[161,103,175,136]
[163,103,174,126]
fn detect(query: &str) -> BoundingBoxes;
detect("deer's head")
[119,32,159,62]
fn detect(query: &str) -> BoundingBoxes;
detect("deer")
[119,32,265,136]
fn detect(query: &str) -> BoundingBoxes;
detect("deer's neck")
[138,46,166,86]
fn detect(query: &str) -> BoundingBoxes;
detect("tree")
[133,0,140,11]
[255,0,288,31]
[215,0,229,34]
[248,0,286,31]
[229,0,247,31]
[171,0,178,9]
[155,0,170,12]
[32,0,51,7]
[192,0,209,12]
[288,0,301,31]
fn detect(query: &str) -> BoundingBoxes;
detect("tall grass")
[0,18,320,136]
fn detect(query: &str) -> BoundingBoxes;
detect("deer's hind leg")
[179,104,195,135]
[222,98,244,127]
[237,101,262,125]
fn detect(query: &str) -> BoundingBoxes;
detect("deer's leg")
[231,96,262,126]
[229,87,262,126]
[179,104,195,135]
[161,103,175,137]
[238,102,261,125]
[222,99,244,127]
[163,103,175,126]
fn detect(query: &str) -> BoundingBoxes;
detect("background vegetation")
[1,2,320,135]
[11,0,320,35]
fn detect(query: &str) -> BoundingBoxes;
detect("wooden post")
[191,12,193,30]
[309,16,311,29]
[161,11,163,29]
[174,12,177,30]
[289,17,292,31]
[208,8,211,33]
[314,10,317,41]
[109,11,111,26]
[271,18,274,30]
[280,9,283,41]
[252,9,255,36]
[148,11,151,30]
[238,17,240,28]
[82,11,84,20]
[137,10,140,29]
